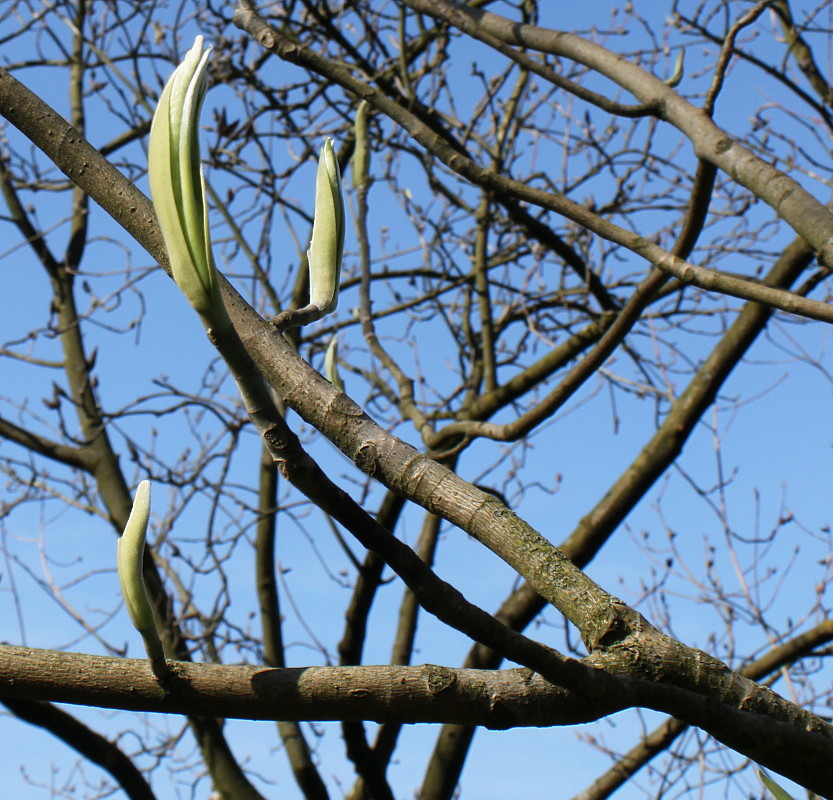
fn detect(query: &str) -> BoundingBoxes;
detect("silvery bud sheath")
[149,36,230,332]
[307,138,345,316]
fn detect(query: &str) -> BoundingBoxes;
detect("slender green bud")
[352,101,370,192]
[149,36,230,331]
[307,138,345,315]
[324,335,345,392]
[664,49,684,88]
[117,480,166,670]
[758,771,796,800]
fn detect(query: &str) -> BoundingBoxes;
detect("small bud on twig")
[117,480,171,684]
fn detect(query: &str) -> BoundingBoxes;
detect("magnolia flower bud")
[307,138,345,316]
[149,36,230,331]
[352,101,370,192]
[758,770,796,800]
[664,49,684,87]
[324,334,344,392]
[117,481,166,672]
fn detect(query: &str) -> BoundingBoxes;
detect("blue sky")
[1,2,832,799]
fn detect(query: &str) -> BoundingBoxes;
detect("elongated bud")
[324,334,344,392]
[307,139,345,315]
[663,49,684,88]
[758,771,796,800]
[117,481,167,677]
[149,36,230,331]
[269,139,346,332]
[352,101,370,191]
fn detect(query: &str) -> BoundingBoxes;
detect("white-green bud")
[307,139,345,315]
[324,334,345,392]
[757,771,796,800]
[664,49,684,88]
[148,36,230,331]
[352,101,370,192]
[117,480,165,669]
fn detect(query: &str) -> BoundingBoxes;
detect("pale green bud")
[324,334,345,392]
[117,480,165,668]
[352,101,370,192]
[149,36,230,330]
[758,771,796,800]
[307,139,345,315]
[664,49,684,88]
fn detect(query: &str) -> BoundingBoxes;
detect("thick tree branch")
[205,315,620,704]
[0,646,618,727]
